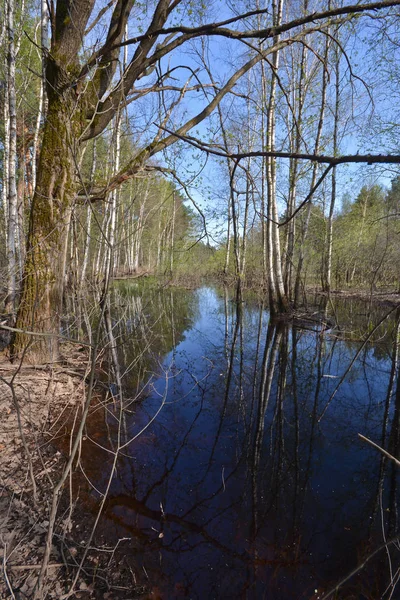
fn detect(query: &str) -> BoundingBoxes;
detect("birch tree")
[8,0,400,361]
[264,0,289,316]
[5,0,17,313]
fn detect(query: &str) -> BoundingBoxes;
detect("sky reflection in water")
[86,285,400,599]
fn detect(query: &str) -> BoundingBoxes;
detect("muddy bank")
[0,344,88,598]
[0,340,149,600]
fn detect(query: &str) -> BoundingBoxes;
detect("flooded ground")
[76,284,400,599]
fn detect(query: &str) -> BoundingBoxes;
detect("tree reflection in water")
[75,284,400,599]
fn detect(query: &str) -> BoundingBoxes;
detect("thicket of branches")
[2,2,400,598]
[1,1,400,354]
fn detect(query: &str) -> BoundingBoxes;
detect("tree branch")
[103,0,400,49]
[358,433,400,467]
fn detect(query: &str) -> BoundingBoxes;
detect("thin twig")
[321,535,400,599]
[9,563,64,571]
[2,542,16,600]
[0,324,93,348]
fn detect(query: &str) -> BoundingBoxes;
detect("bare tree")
[9,0,400,361]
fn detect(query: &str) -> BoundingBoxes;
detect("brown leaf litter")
[0,345,87,599]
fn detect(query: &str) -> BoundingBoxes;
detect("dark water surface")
[81,284,400,599]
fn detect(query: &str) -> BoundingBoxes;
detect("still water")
[82,284,400,599]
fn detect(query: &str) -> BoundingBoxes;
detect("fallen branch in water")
[358,433,400,468]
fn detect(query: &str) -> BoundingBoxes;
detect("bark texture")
[13,95,78,361]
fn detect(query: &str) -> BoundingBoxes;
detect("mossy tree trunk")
[12,90,78,361]
[12,0,98,362]
[11,0,86,361]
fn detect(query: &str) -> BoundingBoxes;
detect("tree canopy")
[2,0,400,360]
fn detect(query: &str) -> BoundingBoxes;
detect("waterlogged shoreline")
[2,284,400,599]
[66,285,400,599]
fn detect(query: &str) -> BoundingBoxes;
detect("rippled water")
[78,284,400,599]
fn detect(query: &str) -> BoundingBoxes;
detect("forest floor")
[1,284,399,599]
[0,344,90,599]
[0,343,149,600]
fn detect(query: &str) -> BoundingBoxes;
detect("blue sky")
[85,1,400,241]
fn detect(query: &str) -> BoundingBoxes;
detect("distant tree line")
[213,179,400,296]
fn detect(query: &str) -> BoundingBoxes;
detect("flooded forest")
[2,1,400,599]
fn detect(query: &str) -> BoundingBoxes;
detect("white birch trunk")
[5,0,17,313]
[106,115,121,277]
[169,192,176,276]
[325,39,340,293]
[133,192,147,272]
[266,0,288,315]
[79,143,96,290]
[2,77,9,244]
[283,41,308,298]
[294,30,329,306]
